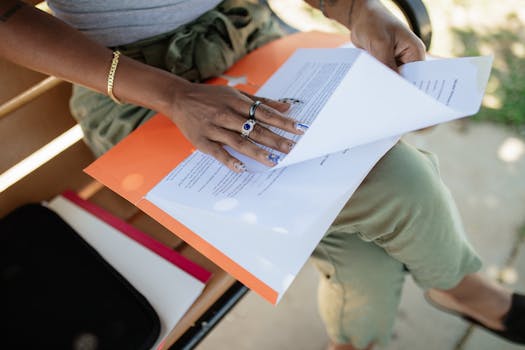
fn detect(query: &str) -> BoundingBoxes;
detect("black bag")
[0,203,161,350]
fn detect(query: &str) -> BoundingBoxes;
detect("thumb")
[395,34,427,65]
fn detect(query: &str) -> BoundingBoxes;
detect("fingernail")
[267,153,281,165]
[295,122,309,133]
[234,162,247,173]
[286,141,295,152]
[278,97,303,105]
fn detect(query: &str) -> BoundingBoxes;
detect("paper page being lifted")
[145,48,492,303]
[261,48,493,169]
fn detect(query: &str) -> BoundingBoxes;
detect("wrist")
[345,0,376,31]
[111,54,190,118]
[311,0,372,31]
[157,76,192,122]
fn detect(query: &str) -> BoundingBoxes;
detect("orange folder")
[85,31,348,304]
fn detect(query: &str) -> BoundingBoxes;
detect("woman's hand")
[167,82,305,173]
[309,0,426,70]
[348,0,426,70]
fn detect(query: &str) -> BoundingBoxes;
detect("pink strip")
[62,190,212,284]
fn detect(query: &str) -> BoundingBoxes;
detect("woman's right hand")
[167,81,306,173]
[0,2,304,174]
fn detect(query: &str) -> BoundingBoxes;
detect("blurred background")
[269,0,525,136]
[197,1,525,349]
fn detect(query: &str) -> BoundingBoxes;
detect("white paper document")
[145,48,492,303]
[256,48,492,169]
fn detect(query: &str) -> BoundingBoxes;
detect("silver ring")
[249,100,262,119]
[241,118,257,138]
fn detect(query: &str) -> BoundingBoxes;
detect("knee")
[333,141,453,241]
[367,141,450,222]
[382,143,444,204]
[313,234,406,347]
[318,277,401,348]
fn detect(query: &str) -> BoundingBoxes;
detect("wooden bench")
[0,1,432,349]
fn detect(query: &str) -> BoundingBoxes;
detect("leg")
[314,139,483,348]
[331,140,482,291]
[70,84,156,157]
[341,140,512,331]
[311,233,407,349]
[427,274,512,331]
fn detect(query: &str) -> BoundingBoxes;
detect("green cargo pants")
[70,1,482,348]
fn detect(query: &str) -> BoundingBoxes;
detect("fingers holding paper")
[349,0,426,70]
[169,83,304,173]
[311,0,426,70]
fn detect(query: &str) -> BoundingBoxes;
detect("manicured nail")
[267,153,281,165]
[279,97,303,104]
[295,122,309,133]
[234,162,247,173]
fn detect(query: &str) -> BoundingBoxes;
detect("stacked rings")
[241,100,262,138]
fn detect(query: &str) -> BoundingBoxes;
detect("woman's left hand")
[348,0,426,69]
[311,0,426,70]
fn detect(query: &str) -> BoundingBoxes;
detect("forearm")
[303,0,370,30]
[0,1,327,172]
[0,1,187,115]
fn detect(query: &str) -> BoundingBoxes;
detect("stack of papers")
[85,32,493,305]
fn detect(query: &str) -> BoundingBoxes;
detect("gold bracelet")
[107,50,123,104]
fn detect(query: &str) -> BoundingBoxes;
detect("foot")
[426,274,512,331]
[427,290,525,344]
